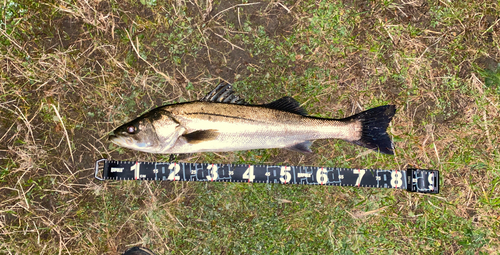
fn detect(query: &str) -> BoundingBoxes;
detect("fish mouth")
[108,133,130,146]
[108,133,155,151]
[108,132,120,143]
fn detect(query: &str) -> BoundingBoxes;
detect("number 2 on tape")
[167,163,180,181]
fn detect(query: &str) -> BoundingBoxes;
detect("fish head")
[109,113,163,153]
[109,109,183,153]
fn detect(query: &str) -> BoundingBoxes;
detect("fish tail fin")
[343,105,396,155]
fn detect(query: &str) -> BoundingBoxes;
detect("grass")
[1,0,499,254]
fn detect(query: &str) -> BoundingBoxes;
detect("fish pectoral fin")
[183,129,219,144]
[285,141,313,153]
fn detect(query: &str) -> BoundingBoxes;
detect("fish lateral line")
[181,112,263,123]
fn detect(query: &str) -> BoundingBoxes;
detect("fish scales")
[109,83,396,155]
[152,102,360,153]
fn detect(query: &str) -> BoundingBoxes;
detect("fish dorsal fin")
[265,97,308,116]
[200,83,247,105]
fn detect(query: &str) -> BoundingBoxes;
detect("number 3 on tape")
[207,164,218,181]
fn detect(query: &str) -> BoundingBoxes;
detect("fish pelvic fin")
[343,105,396,155]
[183,129,219,144]
[285,141,313,153]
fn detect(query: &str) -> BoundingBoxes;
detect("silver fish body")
[109,84,396,154]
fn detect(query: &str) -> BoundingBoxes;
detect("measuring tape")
[94,159,439,194]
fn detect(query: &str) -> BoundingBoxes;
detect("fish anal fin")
[183,129,219,144]
[285,141,313,153]
[265,97,308,116]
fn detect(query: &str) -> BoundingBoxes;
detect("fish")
[109,83,396,154]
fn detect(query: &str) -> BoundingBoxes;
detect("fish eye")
[127,126,136,134]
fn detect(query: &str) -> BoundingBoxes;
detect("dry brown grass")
[1,0,499,254]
